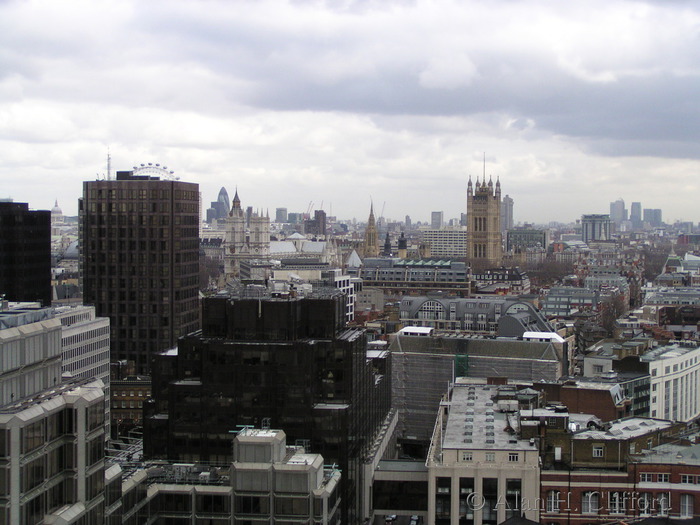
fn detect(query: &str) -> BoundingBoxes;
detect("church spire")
[232,188,241,210]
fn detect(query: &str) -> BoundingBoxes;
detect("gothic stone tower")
[363,204,379,258]
[466,176,502,268]
[224,190,270,279]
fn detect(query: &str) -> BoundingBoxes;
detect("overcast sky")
[1,0,699,225]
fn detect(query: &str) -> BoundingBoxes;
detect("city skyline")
[14,183,681,228]
[2,1,700,223]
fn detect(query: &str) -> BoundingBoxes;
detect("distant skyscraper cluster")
[205,186,230,223]
[609,198,663,230]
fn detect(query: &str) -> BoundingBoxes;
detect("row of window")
[112,401,143,409]
[460,451,520,463]
[57,311,93,326]
[63,337,110,359]
[114,390,151,398]
[652,355,700,377]
[62,326,110,348]
[641,473,671,483]
[545,490,693,517]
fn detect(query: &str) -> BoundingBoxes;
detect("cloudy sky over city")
[1,0,699,224]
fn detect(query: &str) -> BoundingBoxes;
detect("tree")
[600,293,628,337]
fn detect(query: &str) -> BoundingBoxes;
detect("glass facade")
[145,291,392,523]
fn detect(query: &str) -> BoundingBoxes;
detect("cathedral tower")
[466,176,502,268]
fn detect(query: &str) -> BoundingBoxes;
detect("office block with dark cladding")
[80,169,200,375]
[0,201,51,305]
[144,287,392,523]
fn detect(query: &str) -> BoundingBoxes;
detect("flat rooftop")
[442,384,532,451]
[635,443,700,465]
[573,417,674,441]
[641,342,700,361]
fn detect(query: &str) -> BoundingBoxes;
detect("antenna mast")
[107,150,112,181]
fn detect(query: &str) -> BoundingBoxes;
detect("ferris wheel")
[131,163,179,180]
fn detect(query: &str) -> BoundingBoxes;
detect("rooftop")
[442,384,532,451]
[573,417,674,441]
[0,305,54,330]
[0,377,104,415]
[634,443,700,465]
[641,341,700,362]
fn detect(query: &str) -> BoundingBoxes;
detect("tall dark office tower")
[0,201,51,305]
[144,286,392,523]
[304,209,327,236]
[80,167,200,374]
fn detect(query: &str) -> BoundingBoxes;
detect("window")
[582,491,599,514]
[640,473,653,483]
[658,473,670,483]
[485,453,495,462]
[592,445,604,458]
[638,493,652,516]
[593,365,604,374]
[546,491,560,513]
[681,475,695,484]
[508,453,519,462]
[462,452,473,462]
[681,494,694,518]
[657,492,670,516]
[609,492,625,514]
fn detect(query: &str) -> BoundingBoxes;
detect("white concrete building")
[426,383,540,525]
[0,303,107,524]
[0,306,63,406]
[54,305,111,436]
[232,428,341,524]
[642,341,700,422]
[421,229,468,258]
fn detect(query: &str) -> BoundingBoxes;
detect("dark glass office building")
[0,201,51,306]
[144,286,392,523]
[80,169,200,374]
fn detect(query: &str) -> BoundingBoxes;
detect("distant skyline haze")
[1,0,699,224]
